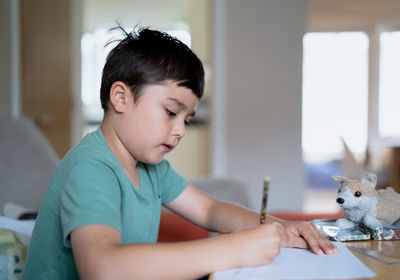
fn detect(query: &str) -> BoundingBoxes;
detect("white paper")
[214,242,375,280]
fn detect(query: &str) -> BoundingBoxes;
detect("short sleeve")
[156,160,188,204]
[60,160,122,248]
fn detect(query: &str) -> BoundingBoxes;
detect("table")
[209,240,400,280]
[344,240,400,280]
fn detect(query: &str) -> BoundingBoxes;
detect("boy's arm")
[166,184,338,255]
[71,222,283,280]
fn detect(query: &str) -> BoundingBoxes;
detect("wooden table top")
[344,239,400,280]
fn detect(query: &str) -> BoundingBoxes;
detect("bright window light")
[81,28,113,124]
[167,30,191,48]
[379,31,400,137]
[302,32,369,162]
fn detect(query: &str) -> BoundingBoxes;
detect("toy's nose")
[337,198,345,204]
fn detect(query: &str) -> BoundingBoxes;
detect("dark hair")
[100,26,205,111]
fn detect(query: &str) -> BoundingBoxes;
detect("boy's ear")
[109,81,132,113]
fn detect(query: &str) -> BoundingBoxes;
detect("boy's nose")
[172,121,185,137]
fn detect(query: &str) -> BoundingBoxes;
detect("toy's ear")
[332,176,348,184]
[360,172,377,188]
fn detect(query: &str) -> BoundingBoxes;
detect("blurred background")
[1,0,400,213]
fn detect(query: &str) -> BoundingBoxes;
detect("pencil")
[260,176,270,224]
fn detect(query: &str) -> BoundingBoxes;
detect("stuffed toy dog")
[333,172,400,229]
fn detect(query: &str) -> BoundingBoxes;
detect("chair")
[0,117,58,214]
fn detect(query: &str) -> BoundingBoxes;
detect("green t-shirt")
[22,127,188,279]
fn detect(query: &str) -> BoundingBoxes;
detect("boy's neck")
[100,118,139,178]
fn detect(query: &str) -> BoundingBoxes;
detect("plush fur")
[333,172,400,229]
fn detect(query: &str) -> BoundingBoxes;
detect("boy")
[23,27,337,280]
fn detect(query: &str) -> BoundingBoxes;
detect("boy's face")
[115,81,199,165]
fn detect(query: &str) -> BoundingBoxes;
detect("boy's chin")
[141,156,164,165]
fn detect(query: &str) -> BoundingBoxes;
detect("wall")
[0,0,12,116]
[308,0,400,31]
[0,0,20,118]
[212,0,307,211]
[20,0,72,157]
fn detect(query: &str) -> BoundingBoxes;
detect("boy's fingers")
[302,224,338,255]
[288,221,338,255]
[296,227,323,255]
[307,235,325,255]
[306,223,338,255]
[285,236,308,249]
[319,238,339,255]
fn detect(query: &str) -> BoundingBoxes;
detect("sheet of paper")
[214,242,375,280]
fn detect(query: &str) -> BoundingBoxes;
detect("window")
[302,32,369,162]
[81,28,114,128]
[379,31,400,138]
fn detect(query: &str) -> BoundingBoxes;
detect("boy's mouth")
[161,144,174,153]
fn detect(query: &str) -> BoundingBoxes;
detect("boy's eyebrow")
[167,97,196,117]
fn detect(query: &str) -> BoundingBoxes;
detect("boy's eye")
[354,191,361,197]
[166,109,177,117]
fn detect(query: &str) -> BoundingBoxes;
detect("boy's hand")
[228,223,285,268]
[279,221,338,255]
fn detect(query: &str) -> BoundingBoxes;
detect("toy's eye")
[354,191,361,197]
